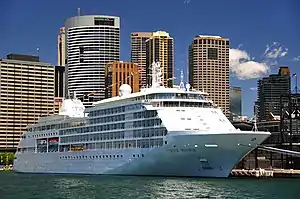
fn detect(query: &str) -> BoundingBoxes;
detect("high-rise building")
[54,65,65,114]
[256,66,291,122]
[130,32,152,88]
[189,35,230,115]
[65,15,120,105]
[146,31,174,88]
[57,27,66,66]
[54,66,65,98]
[105,61,140,98]
[229,86,242,121]
[0,54,55,149]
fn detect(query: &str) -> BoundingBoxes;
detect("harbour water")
[0,172,298,199]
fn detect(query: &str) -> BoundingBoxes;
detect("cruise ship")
[14,62,270,177]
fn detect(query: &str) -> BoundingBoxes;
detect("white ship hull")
[14,131,269,178]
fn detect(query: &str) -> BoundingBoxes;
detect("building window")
[94,18,115,26]
[208,48,218,60]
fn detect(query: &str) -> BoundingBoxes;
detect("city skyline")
[1,0,299,116]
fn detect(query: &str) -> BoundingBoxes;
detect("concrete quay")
[230,169,300,178]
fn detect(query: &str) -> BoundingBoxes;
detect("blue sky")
[1,0,299,117]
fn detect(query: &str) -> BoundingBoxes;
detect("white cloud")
[292,56,300,61]
[229,48,269,80]
[184,0,191,4]
[263,42,288,65]
[250,87,257,91]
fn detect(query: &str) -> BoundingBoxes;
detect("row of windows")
[29,121,85,132]
[133,119,162,128]
[60,138,165,149]
[146,93,205,100]
[29,138,165,153]
[20,138,165,154]
[89,103,142,117]
[89,114,125,124]
[60,154,125,160]
[151,101,214,108]
[60,127,166,143]
[60,123,126,137]
[193,39,229,45]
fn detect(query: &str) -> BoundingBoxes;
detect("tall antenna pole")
[296,74,298,94]
[77,8,81,16]
[179,69,185,90]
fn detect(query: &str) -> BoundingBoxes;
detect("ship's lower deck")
[14,131,270,178]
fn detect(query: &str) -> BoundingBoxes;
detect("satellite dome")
[119,84,132,96]
[186,83,191,91]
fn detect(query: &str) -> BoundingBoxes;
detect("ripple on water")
[0,173,299,199]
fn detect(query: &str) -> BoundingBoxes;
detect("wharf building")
[131,32,152,88]
[236,67,300,170]
[65,15,120,106]
[145,31,174,88]
[105,61,140,98]
[255,66,291,122]
[0,54,56,150]
[188,35,230,116]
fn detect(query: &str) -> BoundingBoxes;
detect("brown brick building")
[146,31,174,88]
[105,61,140,98]
[131,32,152,88]
[0,54,56,150]
[189,35,230,116]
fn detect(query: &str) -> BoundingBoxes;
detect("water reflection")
[54,176,97,199]
[152,179,224,199]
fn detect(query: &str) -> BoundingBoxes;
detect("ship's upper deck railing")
[144,92,205,100]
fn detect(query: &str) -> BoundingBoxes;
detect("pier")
[230,169,300,178]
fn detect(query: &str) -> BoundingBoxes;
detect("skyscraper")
[105,61,140,98]
[65,15,120,105]
[229,86,242,121]
[130,32,152,88]
[189,35,230,115]
[146,31,174,88]
[256,66,291,121]
[57,27,66,66]
[54,65,65,114]
[0,54,55,149]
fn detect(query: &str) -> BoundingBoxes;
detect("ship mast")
[179,69,185,90]
[151,61,162,88]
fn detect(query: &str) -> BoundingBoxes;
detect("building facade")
[256,66,291,122]
[105,61,140,98]
[57,27,66,66]
[188,35,230,116]
[130,32,152,88]
[146,31,174,88]
[54,66,65,114]
[0,54,55,149]
[65,15,120,106]
[229,86,242,121]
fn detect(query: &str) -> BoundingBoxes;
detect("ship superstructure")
[14,62,270,177]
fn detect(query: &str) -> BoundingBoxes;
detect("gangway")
[239,144,300,157]
[257,145,300,157]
